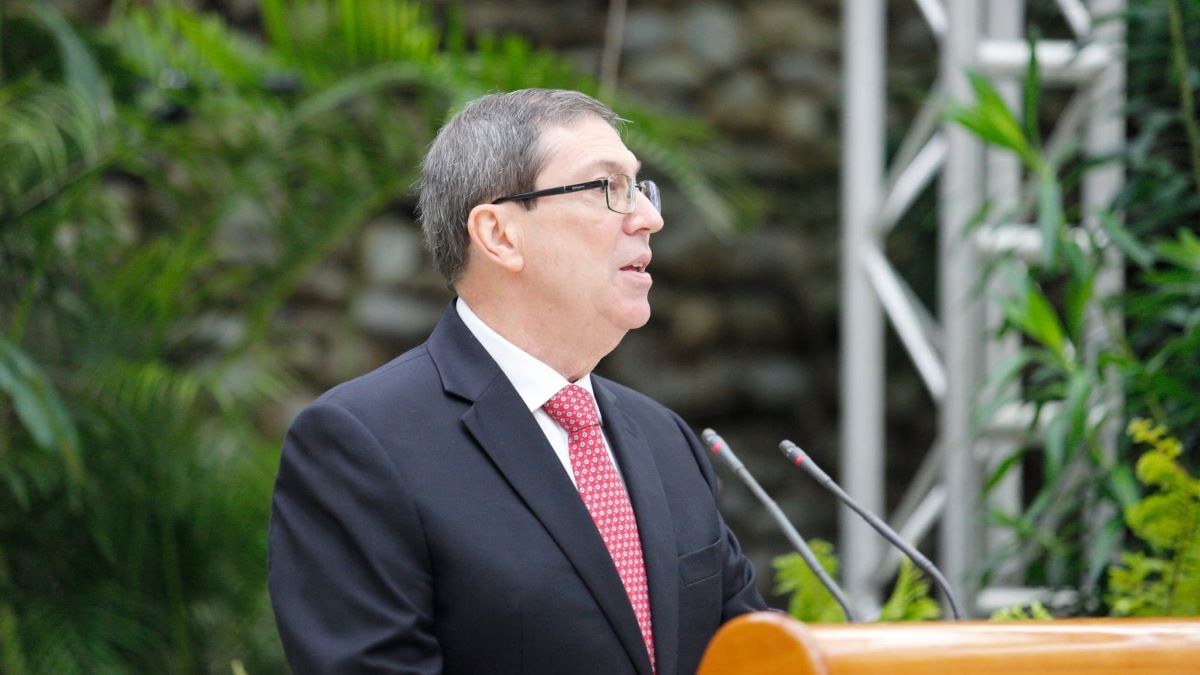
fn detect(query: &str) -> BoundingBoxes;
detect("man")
[268,88,765,674]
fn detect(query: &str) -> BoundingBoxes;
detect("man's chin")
[615,302,653,331]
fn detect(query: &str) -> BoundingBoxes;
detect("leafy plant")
[773,541,848,623]
[773,542,940,623]
[1106,419,1200,616]
[949,63,1137,599]
[877,558,942,622]
[948,0,1200,610]
[773,544,1066,623]
[990,601,1053,621]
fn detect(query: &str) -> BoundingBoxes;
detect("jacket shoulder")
[312,343,441,414]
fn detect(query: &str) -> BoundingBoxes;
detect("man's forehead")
[578,157,643,176]
[538,121,642,178]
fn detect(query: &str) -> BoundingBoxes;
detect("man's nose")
[625,193,664,234]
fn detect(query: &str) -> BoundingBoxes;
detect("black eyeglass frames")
[492,173,661,215]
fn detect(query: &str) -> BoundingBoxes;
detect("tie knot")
[543,384,600,433]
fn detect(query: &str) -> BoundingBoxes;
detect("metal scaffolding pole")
[1081,0,1126,599]
[981,0,1026,589]
[840,0,887,615]
[939,0,986,613]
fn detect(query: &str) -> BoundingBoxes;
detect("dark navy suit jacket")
[268,304,765,674]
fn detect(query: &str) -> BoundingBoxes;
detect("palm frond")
[0,335,83,499]
[21,583,169,673]
[262,0,438,83]
[108,4,278,90]
[22,2,113,118]
[0,83,109,222]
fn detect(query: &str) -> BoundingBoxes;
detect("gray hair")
[417,88,621,286]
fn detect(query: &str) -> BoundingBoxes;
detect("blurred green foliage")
[758,0,1198,626]
[1107,419,1200,616]
[0,1,754,671]
[773,541,940,623]
[989,601,1053,621]
[948,0,1200,612]
[772,540,847,623]
[876,558,942,622]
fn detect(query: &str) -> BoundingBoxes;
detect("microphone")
[779,439,965,620]
[701,429,860,623]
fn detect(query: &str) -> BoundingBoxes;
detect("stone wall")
[275,0,943,605]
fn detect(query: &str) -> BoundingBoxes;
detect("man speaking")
[268,88,766,674]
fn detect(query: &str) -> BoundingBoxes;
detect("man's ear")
[466,203,525,273]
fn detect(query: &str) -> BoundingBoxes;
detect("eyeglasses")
[492,173,661,215]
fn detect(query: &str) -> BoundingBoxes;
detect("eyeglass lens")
[606,174,661,214]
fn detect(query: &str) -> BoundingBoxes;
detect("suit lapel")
[594,378,680,675]
[427,306,654,674]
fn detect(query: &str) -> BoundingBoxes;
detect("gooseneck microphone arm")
[779,439,965,620]
[701,429,860,623]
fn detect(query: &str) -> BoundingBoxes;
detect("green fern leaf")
[772,541,847,623]
[878,558,941,622]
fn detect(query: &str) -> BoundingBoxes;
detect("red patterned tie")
[543,384,655,672]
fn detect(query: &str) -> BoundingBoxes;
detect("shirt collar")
[456,298,600,417]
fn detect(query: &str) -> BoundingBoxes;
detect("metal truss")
[840,0,1125,616]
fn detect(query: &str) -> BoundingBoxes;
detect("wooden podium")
[697,611,1200,674]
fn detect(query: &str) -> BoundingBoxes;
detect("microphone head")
[779,439,807,465]
[779,440,834,486]
[702,428,745,472]
[700,428,722,453]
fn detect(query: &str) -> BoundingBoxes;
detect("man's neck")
[458,292,621,382]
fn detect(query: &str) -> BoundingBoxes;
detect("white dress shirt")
[456,298,623,487]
